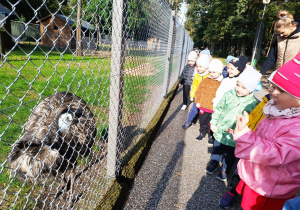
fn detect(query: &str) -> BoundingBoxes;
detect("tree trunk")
[240,40,246,56]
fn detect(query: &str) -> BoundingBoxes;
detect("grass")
[0,43,163,209]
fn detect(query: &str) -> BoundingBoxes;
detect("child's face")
[196,65,207,74]
[209,71,221,79]
[235,81,250,97]
[272,84,300,110]
[268,83,275,99]
[227,63,240,78]
[188,60,196,66]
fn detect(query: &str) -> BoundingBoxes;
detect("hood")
[262,94,271,103]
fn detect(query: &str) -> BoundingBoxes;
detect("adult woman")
[260,10,300,74]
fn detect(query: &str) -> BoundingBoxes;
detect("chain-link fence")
[0,0,193,209]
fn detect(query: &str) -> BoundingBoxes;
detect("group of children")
[179,50,300,209]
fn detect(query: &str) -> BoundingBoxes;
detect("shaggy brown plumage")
[9,92,97,183]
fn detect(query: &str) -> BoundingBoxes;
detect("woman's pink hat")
[271,52,300,99]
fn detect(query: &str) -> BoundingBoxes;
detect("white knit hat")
[208,59,223,73]
[237,68,262,93]
[196,54,210,68]
[188,51,198,61]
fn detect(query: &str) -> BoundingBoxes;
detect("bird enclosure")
[0,0,193,209]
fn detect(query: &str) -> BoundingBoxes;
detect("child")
[181,54,211,129]
[212,56,248,109]
[179,51,198,110]
[221,55,234,78]
[219,72,276,208]
[205,67,261,182]
[194,59,224,144]
[231,53,300,210]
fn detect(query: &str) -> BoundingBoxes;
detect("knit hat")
[225,55,234,64]
[229,56,248,72]
[200,50,210,56]
[271,52,300,99]
[188,51,198,61]
[208,59,223,73]
[268,70,277,82]
[237,68,262,93]
[196,54,210,69]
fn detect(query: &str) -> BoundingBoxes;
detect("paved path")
[123,87,268,210]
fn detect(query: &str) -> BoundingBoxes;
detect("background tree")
[1,0,69,22]
[184,0,300,61]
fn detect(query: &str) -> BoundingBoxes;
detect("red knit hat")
[271,52,300,99]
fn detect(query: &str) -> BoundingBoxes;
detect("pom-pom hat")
[188,51,198,61]
[196,55,210,69]
[271,52,300,99]
[225,55,234,64]
[237,67,262,93]
[208,59,223,73]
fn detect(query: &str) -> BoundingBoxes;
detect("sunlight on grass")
[0,44,163,209]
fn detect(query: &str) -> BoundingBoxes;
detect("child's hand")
[211,125,217,133]
[179,84,182,88]
[226,128,234,134]
[190,97,194,101]
[196,103,200,108]
[235,111,249,133]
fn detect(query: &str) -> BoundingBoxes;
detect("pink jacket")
[233,115,300,199]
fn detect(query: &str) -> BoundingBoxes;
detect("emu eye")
[74,109,84,118]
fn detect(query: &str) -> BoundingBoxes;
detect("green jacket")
[210,89,259,147]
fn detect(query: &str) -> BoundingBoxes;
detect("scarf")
[263,99,300,119]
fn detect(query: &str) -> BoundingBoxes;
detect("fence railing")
[0,0,193,209]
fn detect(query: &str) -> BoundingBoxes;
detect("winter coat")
[210,89,258,147]
[212,77,237,109]
[190,72,209,98]
[233,109,300,199]
[222,66,229,78]
[195,76,223,111]
[179,64,195,86]
[261,20,300,74]
[247,94,270,131]
[212,65,255,108]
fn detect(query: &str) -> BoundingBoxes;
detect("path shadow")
[186,162,243,210]
[157,104,183,136]
[145,141,185,209]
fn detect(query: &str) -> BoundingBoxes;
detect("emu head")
[58,112,73,134]
[57,107,96,157]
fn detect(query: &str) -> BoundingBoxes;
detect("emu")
[8,92,97,204]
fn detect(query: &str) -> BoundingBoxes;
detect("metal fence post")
[107,0,127,178]
[163,14,175,98]
[177,27,186,78]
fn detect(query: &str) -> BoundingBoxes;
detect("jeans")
[210,140,236,175]
[187,102,199,123]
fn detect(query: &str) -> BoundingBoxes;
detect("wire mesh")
[0,0,193,209]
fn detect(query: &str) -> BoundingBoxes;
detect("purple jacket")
[233,115,300,199]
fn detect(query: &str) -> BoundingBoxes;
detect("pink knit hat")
[271,52,300,99]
